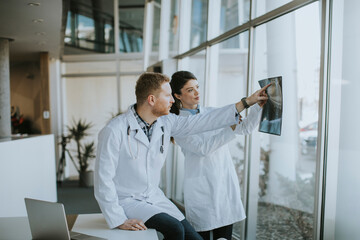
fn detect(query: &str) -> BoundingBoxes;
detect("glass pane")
[213,32,249,238]
[253,0,292,18]
[169,0,180,57]
[65,77,118,176]
[150,4,161,65]
[252,2,320,239]
[329,0,360,238]
[187,50,206,104]
[190,0,208,49]
[119,7,144,53]
[64,0,115,54]
[219,0,250,35]
[173,50,207,204]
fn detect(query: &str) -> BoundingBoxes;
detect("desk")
[0,135,57,217]
[72,214,158,240]
[0,214,158,240]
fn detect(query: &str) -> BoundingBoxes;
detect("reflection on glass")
[253,2,319,239]
[215,32,249,238]
[190,0,208,49]
[219,0,250,35]
[253,0,292,18]
[119,7,144,53]
[64,0,115,54]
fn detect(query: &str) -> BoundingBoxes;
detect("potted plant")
[67,119,96,187]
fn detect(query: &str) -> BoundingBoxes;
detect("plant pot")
[79,170,94,187]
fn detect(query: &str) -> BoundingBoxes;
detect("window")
[325,0,360,238]
[219,0,250,35]
[169,0,180,57]
[253,0,292,18]
[250,2,320,238]
[119,7,144,53]
[64,0,115,54]
[190,0,208,49]
[173,50,207,204]
[211,32,249,238]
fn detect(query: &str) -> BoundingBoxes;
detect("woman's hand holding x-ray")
[247,83,271,107]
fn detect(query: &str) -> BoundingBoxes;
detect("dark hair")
[170,71,197,115]
[135,72,170,105]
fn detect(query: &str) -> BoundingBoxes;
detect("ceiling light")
[37,41,47,45]
[32,19,44,23]
[28,3,41,7]
[35,32,46,36]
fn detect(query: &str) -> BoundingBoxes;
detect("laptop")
[24,198,105,240]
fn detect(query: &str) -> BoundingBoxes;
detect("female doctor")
[170,71,266,240]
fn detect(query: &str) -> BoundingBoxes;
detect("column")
[0,38,11,137]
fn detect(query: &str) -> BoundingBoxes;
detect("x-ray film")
[258,76,283,136]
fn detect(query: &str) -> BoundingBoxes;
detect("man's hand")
[118,219,147,231]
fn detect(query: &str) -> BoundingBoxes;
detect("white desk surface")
[72,213,158,240]
[0,213,158,240]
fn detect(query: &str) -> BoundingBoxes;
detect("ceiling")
[0,0,63,62]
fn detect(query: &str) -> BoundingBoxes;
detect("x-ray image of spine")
[258,77,283,135]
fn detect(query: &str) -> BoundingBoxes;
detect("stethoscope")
[127,125,164,160]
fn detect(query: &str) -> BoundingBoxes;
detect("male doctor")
[94,72,269,240]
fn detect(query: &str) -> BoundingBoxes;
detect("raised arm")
[170,104,239,137]
[170,84,269,138]
[174,104,262,156]
[234,104,262,135]
[175,127,236,156]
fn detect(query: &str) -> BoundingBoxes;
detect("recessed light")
[28,3,41,7]
[35,32,46,36]
[32,19,44,23]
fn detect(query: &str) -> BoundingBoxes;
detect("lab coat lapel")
[126,110,149,147]
[149,117,164,146]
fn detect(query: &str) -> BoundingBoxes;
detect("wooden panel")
[40,52,51,134]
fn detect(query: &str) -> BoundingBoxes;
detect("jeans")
[198,224,233,240]
[145,212,203,240]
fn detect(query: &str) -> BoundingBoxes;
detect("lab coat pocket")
[184,176,214,223]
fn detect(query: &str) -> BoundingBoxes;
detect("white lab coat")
[174,104,262,232]
[94,104,239,229]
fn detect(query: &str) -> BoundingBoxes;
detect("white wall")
[61,59,143,177]
[0,135,57,217]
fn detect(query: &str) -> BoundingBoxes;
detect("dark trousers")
[145,213,203,240]
[198,224,233,240]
